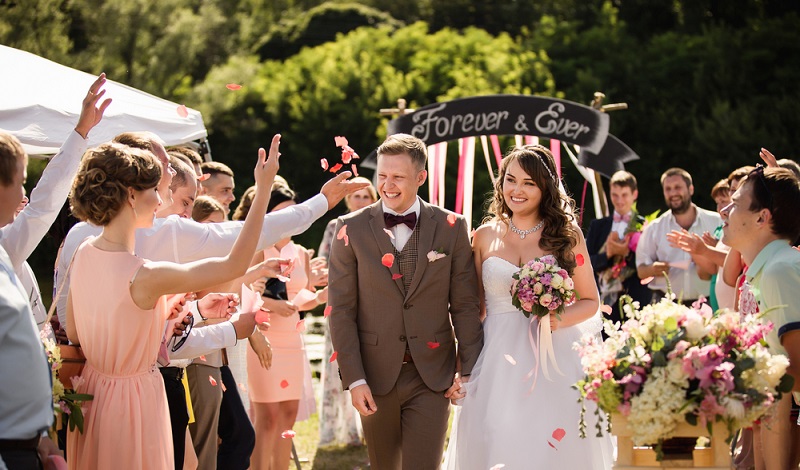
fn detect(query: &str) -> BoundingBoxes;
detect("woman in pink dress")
[246,185,327,470]
[64,137,280,470]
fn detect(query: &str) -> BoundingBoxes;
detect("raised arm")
[131,137,280,309]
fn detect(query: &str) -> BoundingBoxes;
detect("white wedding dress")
[445,256,614,470]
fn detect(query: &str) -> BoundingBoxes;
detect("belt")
[0,435,40,451]
[402,353,413,364]
[159,366,184,381]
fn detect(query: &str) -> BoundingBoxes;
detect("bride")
[445,145,614,469]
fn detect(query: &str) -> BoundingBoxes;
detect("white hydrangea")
[627,368,690,446]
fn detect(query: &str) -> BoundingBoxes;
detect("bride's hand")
[549,313,561,332]
[445,375,466,405]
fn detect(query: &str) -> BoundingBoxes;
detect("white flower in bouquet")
[721,396,746,421]
[627,368,690,446]
[683,309,708,340]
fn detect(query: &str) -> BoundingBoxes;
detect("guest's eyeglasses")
[171,314,194,353]
[748,164,773,212]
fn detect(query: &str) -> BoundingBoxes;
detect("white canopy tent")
[0,45,208,156]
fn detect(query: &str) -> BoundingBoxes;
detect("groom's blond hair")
[377,134,427,171]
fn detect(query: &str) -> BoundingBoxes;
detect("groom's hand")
[351,384,377,416]
[445,375,469,405]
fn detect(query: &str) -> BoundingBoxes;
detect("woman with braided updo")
[65,140,280,470]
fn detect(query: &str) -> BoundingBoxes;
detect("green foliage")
[0,0,73,63]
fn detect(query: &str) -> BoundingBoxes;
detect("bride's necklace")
[509,218,544,239]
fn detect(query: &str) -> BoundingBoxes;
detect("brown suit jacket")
[328,199,483,396]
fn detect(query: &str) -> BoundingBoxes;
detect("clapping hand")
[253,135,281,190]
[198,293,239,320]
[604,232,629,258]
[701,231,718,247]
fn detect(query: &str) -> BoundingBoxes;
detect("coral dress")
[67,243,172,470]
[247,242,307,403]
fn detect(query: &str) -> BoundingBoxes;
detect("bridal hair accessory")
[523,145,557,182]
[510,255,578,391]
[508,218,544,240]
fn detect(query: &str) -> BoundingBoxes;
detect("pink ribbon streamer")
[489,135,502,166]
[550,139,562,177]
[524,315,564,394]
[455,138,467,214]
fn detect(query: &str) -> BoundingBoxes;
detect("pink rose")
[539,293,553,307]
[533,282,543,294]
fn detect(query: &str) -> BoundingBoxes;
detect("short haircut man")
[377,133,427,170]
[199,161,235,217]
[609,170,637,192]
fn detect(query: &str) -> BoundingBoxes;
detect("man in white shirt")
[636,167,721,304]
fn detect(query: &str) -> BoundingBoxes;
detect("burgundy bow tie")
[613,212,631,223]
[384,212,417,230]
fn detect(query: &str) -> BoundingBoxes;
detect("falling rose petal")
[504,354,517,365]
[238,383,247,392]
[225,83,242,90]
[381,253,395,268]
[320,158,329,171]
[329,163,343,173]
[383,228,395,240]
[391,273,403,280]
[548,441,557,450]
[295,319,306,333]
[552,428,566,442]
[221,382,227,392]
[447,214,457,226]
[176,105,189,118]
[351,163,358,176]
[334,136,348,147]
[197,173,211,182]
[490,465,506,470]
[329,351,338,363]
[255,310,270,325]
[427,341,440,349]
[323,305,332,318]
[342,151,352,164]
[336,224,348,246]
[600,304,613,315]
[640,276,655,285]
[199,355,207,362]
[280,380,289,389]
[277,274,291,282]
[281,430,296,439]
[208,376,218,386]
[576,254,585,267]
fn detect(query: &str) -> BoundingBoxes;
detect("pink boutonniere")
[427,249,447,263]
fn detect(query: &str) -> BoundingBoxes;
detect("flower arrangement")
[510,254,577,318]
[574,294,794,457]
[41,331,93,434]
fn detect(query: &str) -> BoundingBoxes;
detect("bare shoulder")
[472,220,505,252]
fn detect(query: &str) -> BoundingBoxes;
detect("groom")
[329,133,483,469]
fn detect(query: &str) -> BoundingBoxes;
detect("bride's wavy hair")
[485,144,580,275]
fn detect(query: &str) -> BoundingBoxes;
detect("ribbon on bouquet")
[523,316,564,393]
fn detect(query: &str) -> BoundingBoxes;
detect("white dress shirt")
[56,194,328,360]
[635,205,721,300]
[348,198,421,391]
[0,130,87,273]
[0,245,53,439]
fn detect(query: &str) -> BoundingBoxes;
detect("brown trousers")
[360,362,450,470]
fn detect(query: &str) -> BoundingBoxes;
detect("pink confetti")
[447,214,457,226]
[342,150,352,164]
[576,254,585,267]
[329,351,338,363]
[548,441,557,449]
[280,380,289,389]
[381,253,395,268]
[334,136,348,147]
[391,273,403,280]
[351,163,358,176]
[199,355,206,362]
[281,430,296,439]
[255,310,270,325]
[552,428,566,442]
[504,354,517,365]
[427,341,440,349]
[208,376,217,386]
[221,382,227,392]
[490,465,506,470]
[600,304,613,315]
[640,276,655,285]
[320,158,329,171]
[176,105,189,118]
[324,305,332,318]
[277,274,290,282]
[225,83,242,91]
[383,228,395,239]
[329,163,343,173]
[295,319,306,333]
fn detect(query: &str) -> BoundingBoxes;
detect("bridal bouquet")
[510,255,577,385]
[510,254,577,319]
[574,295,794,454]
[41,331,93,434]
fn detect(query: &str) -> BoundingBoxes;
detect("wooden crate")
[611,415,732,469]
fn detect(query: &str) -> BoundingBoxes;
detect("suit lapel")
[405,201,437,299]
[369,204,405,295]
